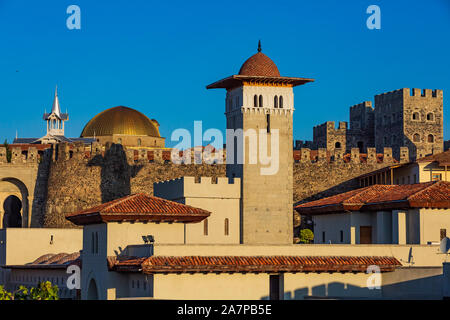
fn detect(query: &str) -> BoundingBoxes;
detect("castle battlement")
[313,121,347,131]
[375,88,443,102]
[293,146,409,164]
[350,101,373,111]
[154,176,241,201]
[0,145,49,165]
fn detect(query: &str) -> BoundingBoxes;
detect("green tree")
[14,281,59,300]
[299,229,314,244]
[3,139,12,163]
[0,285,13,300]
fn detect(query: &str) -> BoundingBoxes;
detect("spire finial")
[55,84,58,96]
[257,40,261,52]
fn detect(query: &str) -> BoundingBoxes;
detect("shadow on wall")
[88,143,143,203]
[403,136,418,162]
[2,195,22,227]
[260,273,442,300]
[295,177,361,206]
[267,282,381,300]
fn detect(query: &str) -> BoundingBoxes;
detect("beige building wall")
[312,208,450,245]
[419,208,450,244]
[153,273,269,300]
[226,85,294,245]
[418,162,450,182]
[154,177,241,244]
[0,180,21,228]
[152,243,448,267]
[0,228,82,266]
[313,212,377,244]
[391,162,449,185]
[81,222,185,300]
[105,222,185,256]
[382,266,443,299]
[284,272,382,299]
[0,228,82,288]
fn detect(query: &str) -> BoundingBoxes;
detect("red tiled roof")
[238,52,280,77]
[417,150,450,166]
[295,181,450,214]
[65,193,210,225]
[110,255,401,273]
[4,252,81,270]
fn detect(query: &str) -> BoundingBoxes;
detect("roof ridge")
[146,194,210,214]
[101,193,143,212]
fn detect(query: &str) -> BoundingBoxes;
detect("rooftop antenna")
[15,130,18,139]
[257,40,262,52]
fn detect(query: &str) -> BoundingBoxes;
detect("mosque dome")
[238,41,280,77]
[80,106,160,138]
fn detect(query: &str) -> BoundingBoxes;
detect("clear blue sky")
[0,0,449,147]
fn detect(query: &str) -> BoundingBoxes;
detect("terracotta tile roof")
[65,193,210,225]
[110,255,401,273]
[417,150,450,166]
[295,181,450,214]
[3,252,81,270]
[238,52,281,77]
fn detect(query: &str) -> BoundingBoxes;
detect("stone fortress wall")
[0,140,411,229]
[297,88,444,161]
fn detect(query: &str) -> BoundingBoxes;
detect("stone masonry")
[300,88,444,160]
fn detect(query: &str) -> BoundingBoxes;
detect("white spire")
[51,85,61,117]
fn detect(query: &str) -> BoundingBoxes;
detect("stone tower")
[207,42,313,244]
[374,88,443,160]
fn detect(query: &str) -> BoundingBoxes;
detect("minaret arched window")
[274,96,278,108]
[259,95,263,108]
[428,134,434,143]
[279,96,283,108]
[253,95,258,108]
[413,133,420,142]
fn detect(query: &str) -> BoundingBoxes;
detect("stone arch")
[87,278,99,300]
[0,177,30,228]
[2,195,22,228]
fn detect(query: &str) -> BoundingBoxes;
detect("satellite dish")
[440,237,450,254]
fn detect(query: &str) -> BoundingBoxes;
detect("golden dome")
[80,106,161,138]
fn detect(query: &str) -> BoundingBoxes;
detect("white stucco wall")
[154,177,241,244]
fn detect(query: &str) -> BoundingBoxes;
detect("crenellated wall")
[36,142,410,228]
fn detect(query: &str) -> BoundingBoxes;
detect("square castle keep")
[299,88,444,160]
